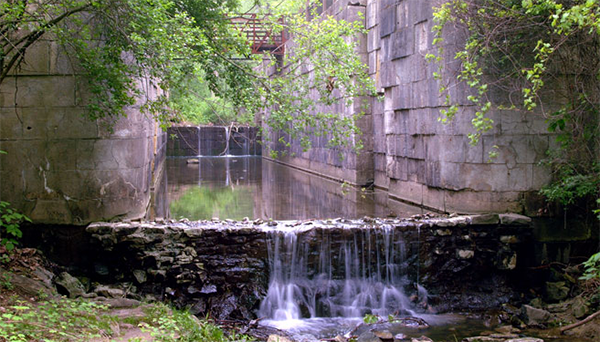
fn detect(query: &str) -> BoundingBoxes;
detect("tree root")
[560,310,600,334]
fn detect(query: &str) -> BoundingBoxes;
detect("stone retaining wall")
[0,37,165,224]
[265,0,557,214]
[86,213,534,319]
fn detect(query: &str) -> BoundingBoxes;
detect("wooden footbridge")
[231,14,286,55]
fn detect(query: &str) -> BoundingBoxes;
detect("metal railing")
[231,14,286,55]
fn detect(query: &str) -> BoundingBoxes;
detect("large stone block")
[0,79,17,108]
[379,1,396,38]
[389,179,423,205]
[396,0,409,28]
[380,60,397,88]
[15,76,76,107]
[414,20,429,54]
[368,51,378,75]
[0,108,23,140]
[392,84,413,110]
[425,160,442,188]
[366,0,378,29]
[391,27,414,60]
[422,186,445,211]
[444,190,522,214]
[409,0,433,25]
[7,40,50,75]
[367,26,381,52]
[407,158,426,183]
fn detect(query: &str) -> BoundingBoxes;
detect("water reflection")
[166,156,423,221]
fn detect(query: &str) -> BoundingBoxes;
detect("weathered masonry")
[85,214,534,320]
[264,0,556,215]
[0,37,165,224]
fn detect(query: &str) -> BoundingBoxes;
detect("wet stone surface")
[86,214,533,320]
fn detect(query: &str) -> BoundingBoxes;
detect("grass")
[0,292,254,342]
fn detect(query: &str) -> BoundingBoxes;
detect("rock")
[372,329,393,340]
[95,297,141,308]
[267,335,293,342]
[132,270,147,284]
[333,335,347,342]
[498,251,517,270]
[545,282,569,302]
[546,301,569,313]
[462,337,504,342]
[571,296,590,319]
[357,331,382,342]
[499,214,532,226]
[200,284,217,294]
[494,325,521,334]
[522,305,551,326]
[489,334,519,339]
[2,270,55,298]
[505,339,544,342]
[411,336,433,342]
[470,214,500,225]
[94,285,125,298]
[529,298,544,309]
[500,236,519,244]
[54,272,86,298]
[394,333,407,341]
[32,267,55,289]
[435,229,452,236]
[458,250,475,259]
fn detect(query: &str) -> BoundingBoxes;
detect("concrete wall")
[267,0,555,214]
[0,37,165,225]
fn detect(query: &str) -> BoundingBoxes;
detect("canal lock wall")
[84,213,534,320]
[262,0,562,215]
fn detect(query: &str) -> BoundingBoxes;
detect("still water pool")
[166,156,423,221]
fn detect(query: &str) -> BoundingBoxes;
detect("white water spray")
[258,226,416,321]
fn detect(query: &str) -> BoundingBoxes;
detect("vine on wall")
[428,0,599,212]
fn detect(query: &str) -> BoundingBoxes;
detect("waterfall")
[258,226,415,320]
[224,126,231,156]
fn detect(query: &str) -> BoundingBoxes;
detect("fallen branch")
[560,310,600,333]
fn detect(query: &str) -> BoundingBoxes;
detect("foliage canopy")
[1,0,375,152]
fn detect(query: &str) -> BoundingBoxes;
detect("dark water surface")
[166,156,423,221]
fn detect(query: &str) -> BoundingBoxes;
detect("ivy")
[429,0,600,213]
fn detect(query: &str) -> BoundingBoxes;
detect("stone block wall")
[0,37,165,225]
[367,0,554,214]
[267,0,556,214]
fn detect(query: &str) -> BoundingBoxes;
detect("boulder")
[94,284,125,298]
[372,330,393,340]
[357,331,382,342]
[54,272,86,298]
[267,335,294,342]
[462,337,503,342]
[411,336,433,342]
[521,305,551,326]
[2,270,55,298]
[571,296,590,319]
[545,282,569,302]
[499,214,532,226]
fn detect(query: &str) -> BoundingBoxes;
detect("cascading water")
[223,126,231,156]
[258,225,416,323]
